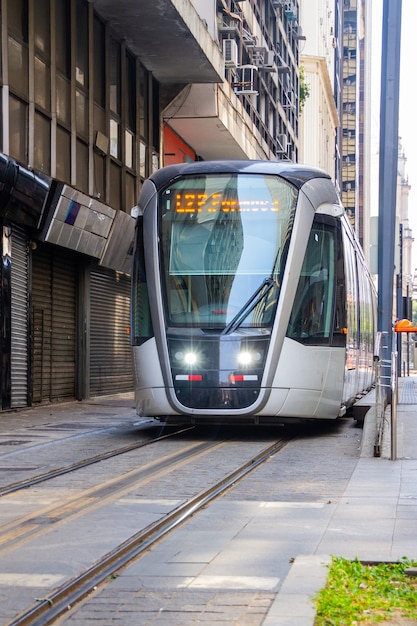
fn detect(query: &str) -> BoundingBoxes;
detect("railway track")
[1,428,292,626]
[0,426,194,497]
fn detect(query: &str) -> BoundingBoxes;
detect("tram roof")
[149,160,332,191]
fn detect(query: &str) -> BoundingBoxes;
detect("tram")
[130,160,376,424]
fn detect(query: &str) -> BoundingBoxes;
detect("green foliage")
[314,556,417,625]
[299,65,310,113]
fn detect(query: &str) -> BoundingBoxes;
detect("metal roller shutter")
[31,244,77,403]
[11,226,29,408]
[90,266,133,395]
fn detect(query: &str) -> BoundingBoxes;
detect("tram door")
[31,243,77,403]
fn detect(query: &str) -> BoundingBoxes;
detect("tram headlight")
[237,350,262,366]
[174,350,199,366]
[184,352,198,365]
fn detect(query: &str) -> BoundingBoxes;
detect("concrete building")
[164,0,303,164]
[298,0,339,177]
[396,143,414,373]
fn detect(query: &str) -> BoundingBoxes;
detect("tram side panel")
[340,218,376,408]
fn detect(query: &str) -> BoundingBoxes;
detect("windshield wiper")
[221,277,277,335]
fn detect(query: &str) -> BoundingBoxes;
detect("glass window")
[287,219,337,345]
[109,118,119,159]
[7,0,28,41]
[126,52,136,130]
[33,111,51,173]
[159,173,297,329]
[76,139,88,193]
[125,129,133,169]
[56,0,70,78]
[139,65,147,138]
[56,125,71,182]
[139,141,147,178]
[93,102,105,133]
[109,38,120,115]
[109,161,121,210]
[34,0,50,55]
[125,172,136,214]
[131,215,154,345]
[93,16,105,107]
[34,56,50,111]
[8,36,28,97]
[152,77,159,150]
[93,151,105,200]
[76,0,88,87]
[76,88,88,137]
[56,75,71,126]
[9,95,27,161]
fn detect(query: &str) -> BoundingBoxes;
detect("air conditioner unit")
[242,28,257,46]
[276,134,288,153]
[284,2,297,20]
[234,65,258,95]
[223,39,238,68]
[261,50,276,71]
[292,26,306,40]
[277,55,290,73]
[251,46,266,67]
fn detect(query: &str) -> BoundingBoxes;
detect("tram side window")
[287,224,335,345]
[131,217,154,345]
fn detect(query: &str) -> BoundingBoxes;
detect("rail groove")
[8,437,290,626]
[0,426,194,497]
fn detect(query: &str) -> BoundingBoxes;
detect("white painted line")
[189,575,280,591]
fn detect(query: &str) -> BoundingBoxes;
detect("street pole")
[378,0,402,402]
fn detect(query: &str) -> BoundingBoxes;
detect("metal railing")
[374,331,397,460]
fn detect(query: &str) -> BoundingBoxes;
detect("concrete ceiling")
[92,0,224,84]
[166,116,248,161]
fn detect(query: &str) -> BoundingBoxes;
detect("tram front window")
[159,173,297,330]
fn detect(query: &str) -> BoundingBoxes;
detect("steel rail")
[0,426,194,496]
[0,438,222,548]
[8,437,290,626]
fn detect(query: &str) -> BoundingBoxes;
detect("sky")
[375,0,417,268]
[398,0,417,267]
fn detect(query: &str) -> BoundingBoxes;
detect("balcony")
[92,0,223,83]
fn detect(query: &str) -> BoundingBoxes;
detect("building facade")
[0,0,221,410]
[298,0,339,177]
[0,0,305,411]
[164,0,304,163]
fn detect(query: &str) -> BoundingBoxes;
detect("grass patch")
[314,556,417,625]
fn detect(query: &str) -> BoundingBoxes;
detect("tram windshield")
[159,173,297,329]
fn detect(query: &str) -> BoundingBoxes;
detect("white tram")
[131,161,376,424]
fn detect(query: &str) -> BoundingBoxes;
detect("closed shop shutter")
[31,244,77,403]
[11,226,29,408]
[90,265,133,395]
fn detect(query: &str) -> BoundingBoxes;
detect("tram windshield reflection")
[159,173,297,329]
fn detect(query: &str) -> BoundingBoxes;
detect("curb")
[263,555,331,625]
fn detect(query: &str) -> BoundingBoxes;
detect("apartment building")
[164,0,303,164]
[297,0,340,178]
